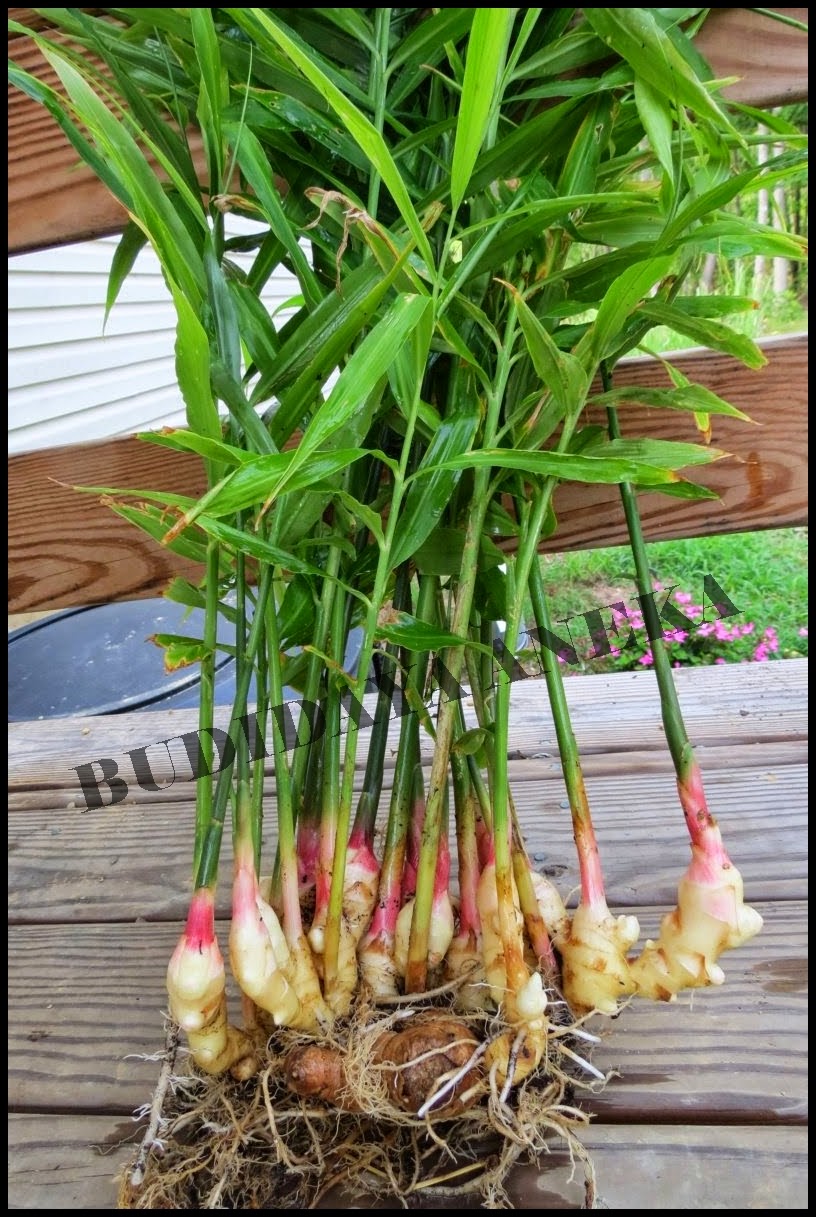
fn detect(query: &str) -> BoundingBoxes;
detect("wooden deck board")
[8,757,807,922]
[7,659,808,1208]
[8,1115,809,1210]
[8,659,808,791]
[8,902,807,1122]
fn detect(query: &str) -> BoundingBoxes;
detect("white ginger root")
[631,850,763,1000]
[393,892,455,981]
[477,862,524,1006]
[343,842,380,944]
[358,928,400,998]
[323,914,359,1017]
[559,903,641,1015]
[445,927,490,1013]
[283,931,333,1031]
[167,930,254,1077]
[229,881,301,1028]
[486,971,549,1087]
[529,869,570,945]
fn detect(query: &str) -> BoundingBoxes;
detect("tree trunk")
[772,143,789,296]
[753,127,769,294]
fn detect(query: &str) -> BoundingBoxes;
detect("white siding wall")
[8,218,300,455]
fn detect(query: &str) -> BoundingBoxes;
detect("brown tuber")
[374,1014,483,1117]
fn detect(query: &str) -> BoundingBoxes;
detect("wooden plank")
[504,1125,810,1211]
[7,438,205,613]
[8,334,806,611]
[9,10,807,256]
[7,17,208,256]
[7,902,807,1119]
[694,7,809,107]
[544,333,809,554]
[8,1114,135,1211]
[6,738,806,813]
[7,755,807,922]
[8,1114,809,1210]
[7,23,130,255]
[8,659,808,791]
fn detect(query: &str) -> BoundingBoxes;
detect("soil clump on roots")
[118,996,601,1210]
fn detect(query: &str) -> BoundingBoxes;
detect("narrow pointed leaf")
[581,438,725,469]
[390,407,480,570]
[109,503,209,564]
[230,125,322,309]
[235,8,435,271]
[204,246,242,382]
[388,8,473,74]
[298,293,431,459]
[423,448,682,487]
[181,449,369,522]
[39,45,206,305]
[376,614,495,658]
[636,480,720,501]
[210,366,278,454]
[105,223,147,324]
[253,260,406,437]
[634,76,675,183]
[584,9,736,134]
[192,515,368,603]
[170,284,223,444]
[140,430,252,466]
[590,385,751,422]
[228,279,281,373]
[637,303,767,368]
[164,577,239,626]
[590,255,675,359]
[509,286,589,414]
[558,95,612,196]
[191,7,226,188]
[450,8,515,210]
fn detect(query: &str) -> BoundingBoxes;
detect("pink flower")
[753,643,770,662]
[664,628,688,643]
[715,657,727,664]
[798,627,808,638]
[741,622,756,636]
[673,591,693,605]
[639,650,654,666]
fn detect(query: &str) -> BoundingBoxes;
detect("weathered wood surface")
[7,439,206,614]
[8,1116,809,1211]
[8,333,808,612]
[694,7,809,108]
[7,902,807,1121]
[7,754,807,921]
[7,18,128,256]
[8,658,808,791]
[7,661,808,1208]
[553,333,809,554]
[8,9,808,255]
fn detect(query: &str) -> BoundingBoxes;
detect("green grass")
[532,527,808,673]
